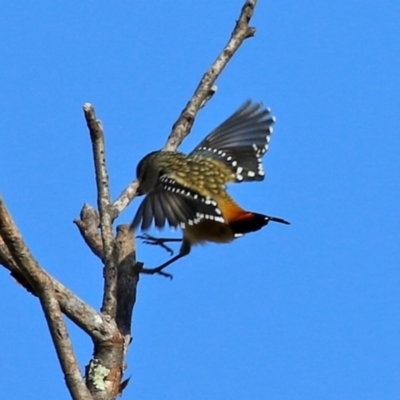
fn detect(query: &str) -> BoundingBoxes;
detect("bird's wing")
[130,175,225,231]
[189,100,275,182]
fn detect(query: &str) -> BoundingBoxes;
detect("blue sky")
[1,1,399,399]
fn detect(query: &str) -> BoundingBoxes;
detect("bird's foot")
[137,233,178,255]
[136,264,174,280]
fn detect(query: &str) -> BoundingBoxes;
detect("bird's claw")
[136,264,174,280]
[153,269,173,279]
[137,233,174,255]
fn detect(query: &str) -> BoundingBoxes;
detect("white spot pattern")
[195,123,273,182]
[161,176,225,228]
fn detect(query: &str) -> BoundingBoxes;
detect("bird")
[130,100,289,278]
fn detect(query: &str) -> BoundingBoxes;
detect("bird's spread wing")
[189,101,275,182]
[130,175,225,231]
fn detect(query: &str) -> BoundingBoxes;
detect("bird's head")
[136,150,165,195]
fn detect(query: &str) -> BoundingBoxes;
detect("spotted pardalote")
[130,100,289,277]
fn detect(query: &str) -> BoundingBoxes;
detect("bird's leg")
[137,233,182,255]
[137,239,191,279]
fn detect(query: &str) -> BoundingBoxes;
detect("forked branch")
[0,1,260,399]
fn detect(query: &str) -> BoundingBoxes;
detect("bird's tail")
[229,211,290,236]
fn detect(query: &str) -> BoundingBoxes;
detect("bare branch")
[83,104,118,318]
[1,2,262,398]
[112,180,140,217]
[199,85,218,109]
[0,195,93,398]
[83,105,134,399]
[0,210,116,343]
[0,195,48,291]
[52,278,116,342]
[0,195,125,398]
[39,277,92,400]
[163,0,258,151]
[110,0,258,216]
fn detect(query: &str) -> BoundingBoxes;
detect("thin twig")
[112,180,140,219]
[83,104,118,318]
[163,0,257,151]
[111,0,258,216]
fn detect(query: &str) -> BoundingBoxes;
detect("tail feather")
[229,211,290,236]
